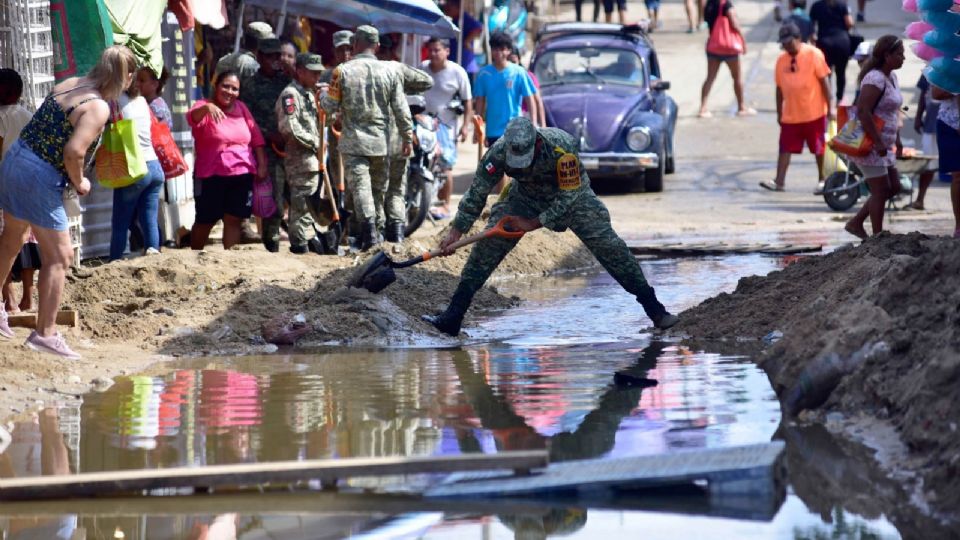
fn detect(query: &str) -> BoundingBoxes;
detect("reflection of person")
[843,36,905,240]
[187,71,268,251]
[0,46,137,358]
[424,118,678,336]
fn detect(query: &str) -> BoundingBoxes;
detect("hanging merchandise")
[904,0,960,93]
[104,0,167,77]
[49,0,113,81]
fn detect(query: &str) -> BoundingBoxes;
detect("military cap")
[354,25,379,45]
[332,30,354,48]
[296,52,324,71]
[258,38,281,54]
[246,21,275,40]
[504,117,536,169]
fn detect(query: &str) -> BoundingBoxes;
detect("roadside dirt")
[672,232,960,520]
[0,199,597,422]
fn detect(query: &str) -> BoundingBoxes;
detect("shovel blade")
[348,251,395,291]
[361,266,397,293]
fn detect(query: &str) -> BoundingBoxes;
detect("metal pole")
[457,8,464,65]
[232,0,246,53]
[277,0,289,38]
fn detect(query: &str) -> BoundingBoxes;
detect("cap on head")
[354,25,379,45]
[778,22,801,44]
[333,30,354,48]
[258,38,281,54]
[296,52,324,71]
[503,117,536,169]
[246,21,275,40]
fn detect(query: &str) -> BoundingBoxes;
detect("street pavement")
[434,0,954,245]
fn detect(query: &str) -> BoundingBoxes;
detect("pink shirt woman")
[187,71,267,251]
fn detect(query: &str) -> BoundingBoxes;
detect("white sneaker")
[0,308,13,339]
[25,330,82,360]
[813,181,826,195]
[144,248,160,256]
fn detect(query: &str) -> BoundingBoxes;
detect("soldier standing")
[276,53,326,255]
[239,38,292,253]
[423,117,679,336]
[319,30,353,230]
[320,25,412,251]
[216,21,274,81]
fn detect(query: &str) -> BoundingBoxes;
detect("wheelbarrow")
[348,217,525,293]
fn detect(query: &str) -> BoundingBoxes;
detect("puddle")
[0,255,910,539]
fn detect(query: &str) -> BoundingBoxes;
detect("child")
[136,66,172,128]
[0,69,40,313]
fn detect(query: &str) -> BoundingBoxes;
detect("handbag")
[706,0,745,56]
[94,102,148,189]
[828,76,887,157]
[251,175,277,219]
[149,108,188,179]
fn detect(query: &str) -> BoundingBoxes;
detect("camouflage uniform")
[240,58,291,249]
[320,31,412,238]
[215,50,260,81]
[277,78,322,250]
[424,117,677,335]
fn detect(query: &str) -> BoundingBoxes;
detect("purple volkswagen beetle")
[531,23,677,192]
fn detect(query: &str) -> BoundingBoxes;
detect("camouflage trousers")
[458,188,649,296]
[261,153,287,245]
[342,153,407,231]
[287,171,321,247]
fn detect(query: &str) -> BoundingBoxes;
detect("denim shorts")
[0,140,70,231]
[437,123,458,171]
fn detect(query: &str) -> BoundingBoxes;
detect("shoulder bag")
[829,74,887,158]
[706,0,746,56]
[149,107,188,179]
[94,102,148,189]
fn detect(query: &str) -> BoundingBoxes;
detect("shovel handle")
[418,217,524,262]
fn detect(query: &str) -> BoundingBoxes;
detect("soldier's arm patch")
[283,95,295,115]
[328,67,342,101]
[485,162,496,175]
[556,153,581,191]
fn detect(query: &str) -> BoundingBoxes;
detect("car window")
[534,48,646,87]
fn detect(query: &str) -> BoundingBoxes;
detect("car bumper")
[579,152,659,173]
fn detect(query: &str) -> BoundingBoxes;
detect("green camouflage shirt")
[319,52,412,156]
[383,60,433,155]
[453,128,591,233]
[240,70,292,151]
[215,50,259,81]
[276,80,321,175]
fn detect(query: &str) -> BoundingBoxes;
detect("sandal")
[759,180,784,192]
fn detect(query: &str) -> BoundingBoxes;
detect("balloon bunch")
[904,0,960,93]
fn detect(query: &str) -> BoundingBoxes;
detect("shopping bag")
[706,0,745,56]
[251,176,277,219]
[149,108,188,179]
[95,104,147,188]
[821,119,848,177]
[828,105,885,158]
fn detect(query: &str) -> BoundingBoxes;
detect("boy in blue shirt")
[474,31,538,147]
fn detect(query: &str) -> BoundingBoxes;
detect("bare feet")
[845,221,868,240]
[698,109,713,118]
[906,200,924,211]
[18,298,34,312]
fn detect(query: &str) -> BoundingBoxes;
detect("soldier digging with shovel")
[423,117,679,336]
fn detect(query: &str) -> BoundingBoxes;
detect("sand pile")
[673,232,960,514]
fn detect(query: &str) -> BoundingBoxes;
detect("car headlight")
[626,127,651,151]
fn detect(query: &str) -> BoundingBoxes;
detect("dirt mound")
[673,232,960,517]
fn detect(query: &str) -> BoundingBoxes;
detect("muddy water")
[0,255,903,539]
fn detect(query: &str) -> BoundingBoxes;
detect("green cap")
[354,25,379,45]
[503,117,536,168]
[332,30,354,48]
[258,38,281,54]
[246,21,275,40]
[296,52,324,71]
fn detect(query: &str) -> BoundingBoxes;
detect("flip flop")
[759,180,784,192]
[430,208,450,220]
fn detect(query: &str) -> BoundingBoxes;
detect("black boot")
[263,239,279,253]
[636,285,679,330]
[290,243,308,254]
[308,237,325,255]
[384,220,404,243]
[422,285,474,336]
[359,220,379,252]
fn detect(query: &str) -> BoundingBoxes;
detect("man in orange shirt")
[762,23,834,192]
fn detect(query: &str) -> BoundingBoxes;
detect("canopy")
[244,0,460,38]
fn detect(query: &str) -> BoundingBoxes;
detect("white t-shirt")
[0,103,33,159]
[421,60,472,130]
[118,93,158,162]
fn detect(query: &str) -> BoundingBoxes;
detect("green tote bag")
[94,102,147,189]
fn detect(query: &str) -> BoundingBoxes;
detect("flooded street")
[0,254,909,539]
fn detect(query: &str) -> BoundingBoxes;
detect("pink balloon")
[906,20,935,39]
[913,41,946,60]
[904,0,919,12]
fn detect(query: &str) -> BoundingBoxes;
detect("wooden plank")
[0,451,548,501]
[426,442,784,498]
[7,310,79,329]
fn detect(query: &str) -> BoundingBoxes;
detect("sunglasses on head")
[787,57,797,73]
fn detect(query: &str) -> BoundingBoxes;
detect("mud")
[673,232,960,521]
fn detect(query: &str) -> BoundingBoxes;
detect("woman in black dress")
[810,0,854,102]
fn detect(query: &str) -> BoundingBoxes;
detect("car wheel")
[644,150,666,193]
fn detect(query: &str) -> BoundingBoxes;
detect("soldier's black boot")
[359,220,379,252]
[290,244,308,254]
[422,285,474,336]
[307,237,325,255]
[384,220,404,243]
[263,239,279,253]
[637,285,679,330]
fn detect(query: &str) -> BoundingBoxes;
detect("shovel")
[348,217,525,293]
